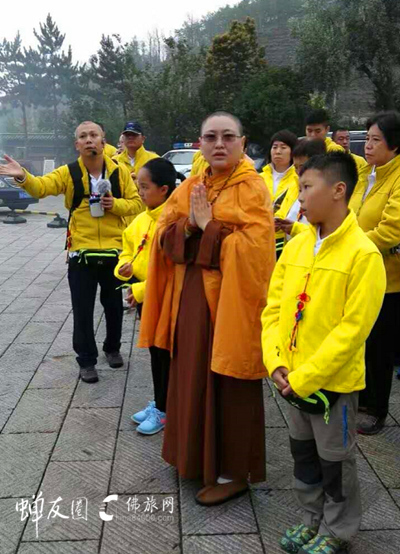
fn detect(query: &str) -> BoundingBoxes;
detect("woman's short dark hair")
[268,130,298,163]
[292,138,327,159]
[367,111,400,154]
[143,158,177,198]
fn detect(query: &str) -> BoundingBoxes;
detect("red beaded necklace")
[289,273,311,352]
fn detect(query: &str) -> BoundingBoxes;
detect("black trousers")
[136,302,170,413]
[68,257,123,368]
[360,292,400,419]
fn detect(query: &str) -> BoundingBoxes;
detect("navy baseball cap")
[122,121,143,135]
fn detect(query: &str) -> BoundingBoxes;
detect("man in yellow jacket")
[0,121,142,384]
[332,127,368,174]
[305,109,344,153]
[262,152,386,554]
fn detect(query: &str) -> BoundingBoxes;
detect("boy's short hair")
[293,138,327,159]
[299,152,358,202]
[305,109,330,127]
[367,111,400,154]
[143,158,177,198]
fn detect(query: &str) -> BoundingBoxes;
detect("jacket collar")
[78,154,117,178]
[309,210,358,252]
[146,201,166,221]
[375,154,400,181]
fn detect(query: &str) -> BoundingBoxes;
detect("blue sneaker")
[137,408,166,435]
[131,401,155,424]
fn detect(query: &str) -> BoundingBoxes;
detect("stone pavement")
[0,196,399,554]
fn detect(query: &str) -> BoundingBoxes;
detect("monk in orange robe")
[139,111,275,505]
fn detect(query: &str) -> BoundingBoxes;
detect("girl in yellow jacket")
[274,139,326,258]
[262,152,386,554]
[349,111,400,435]
[260,129,298,209]
[115,158,176,435]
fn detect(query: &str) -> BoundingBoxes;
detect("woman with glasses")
[350,111,400,435]
[260,129,298,210]
[139,111,275,505]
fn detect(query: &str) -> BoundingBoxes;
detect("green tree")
[291,0,400,110]
[89,34,137,120]
[202,17,266,112]
[234,66,310,147]
[0,34,38,140]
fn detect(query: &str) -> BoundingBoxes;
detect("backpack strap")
[68,161,87,211]
[109,167,121,198]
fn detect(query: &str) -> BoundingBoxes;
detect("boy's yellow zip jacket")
[261,210,386,399]
[260,163,297,204]
[274,180,308,254]
[114,202,166,303]
[349,154,400,293]
[18,155,142,252]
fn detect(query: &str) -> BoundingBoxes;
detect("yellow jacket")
[260,164,297,204]
[349,155,400,293]
[114,145,159,177]
[190,151,209,176]
[261,211,386,398]
[325,137,344,152]
[19,155,142,252]
[274,180,308,255]
[351,152,368,174]
[104,143,117,157]
[114,202,166,303]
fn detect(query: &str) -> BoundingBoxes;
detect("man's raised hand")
[0,155,25,181]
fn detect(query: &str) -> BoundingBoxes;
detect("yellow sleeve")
[18,167,68,198]
[110,164,143,217]
[114,228,134,281]
[261,249,288,376]
[291,221,309,236]
[366,182,400,252]
[289,252,386,398]
[131,281,146,304]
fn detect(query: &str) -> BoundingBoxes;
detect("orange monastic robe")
[138,159,275,380]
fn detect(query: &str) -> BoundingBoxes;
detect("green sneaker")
[280,523,318,553]
[299,534,348,553]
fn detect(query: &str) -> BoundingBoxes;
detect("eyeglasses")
[200,133,242,144]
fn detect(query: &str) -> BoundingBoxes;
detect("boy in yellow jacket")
[115,158,176,435]
[261,152,386,554]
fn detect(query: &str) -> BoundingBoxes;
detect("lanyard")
[87,162,106,194]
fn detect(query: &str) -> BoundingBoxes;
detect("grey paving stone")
[28,357,78,389]
[15,321,63,345]
[0,433,57,497]
[22,461,111,541]
[3,297,44,316]
[46,333,74,358]
[253,428,292,490]
[389,402,400,425]
[52,408,119,462]
[0,313,32,340]
[18,541,99,554]
[111,431,177,494]
[358,427,400,488]
[253,489,302,554]
[389,489,400,510]
[0,343,49,373]
[357,454,400,530]
[128,347,153,386]
[32,305,71,323]
[3,389,73,434]
[0,372,34,411]
[0,498,26,554]
[183,534,264,554]
[100,494,180,554]
[71,371,126,409]
[350,531,400,554]
[0,408,12,431]
[263,383,287,428]
[96,312,135,344]
[180,478,257,535]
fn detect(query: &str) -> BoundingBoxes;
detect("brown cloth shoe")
[195,480,248,506]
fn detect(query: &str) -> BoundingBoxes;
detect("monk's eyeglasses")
[201,133,242,144]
